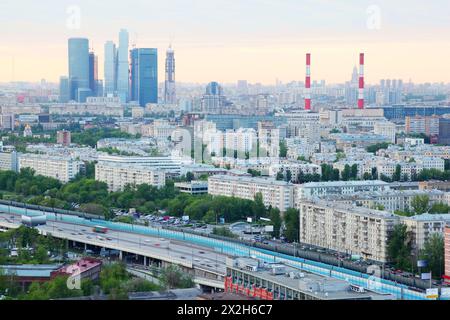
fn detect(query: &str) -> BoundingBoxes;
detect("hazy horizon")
[1,0,449,85]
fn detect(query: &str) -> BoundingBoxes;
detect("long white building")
[208,174,294,212]
[18,154,84,183]
[95,162,165,191]
[295,180,390,202]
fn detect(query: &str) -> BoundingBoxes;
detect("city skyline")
[1,0,450,84]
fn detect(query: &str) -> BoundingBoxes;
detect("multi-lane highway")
[0,212,227,288]
[0,206,431,300]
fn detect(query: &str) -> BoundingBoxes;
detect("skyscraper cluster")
[62,29,176,107]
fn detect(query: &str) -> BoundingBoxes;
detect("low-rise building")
[225,257,395,300]
[174,181,208,195]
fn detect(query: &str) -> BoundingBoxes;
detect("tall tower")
[89,51,98,96]
[104,41,117,96]
[358,53,365,109]
[304,53,311,110]
[68,38,90,102]
[164,45,176,104]
[117,29,129,103]
[130,48,158,107]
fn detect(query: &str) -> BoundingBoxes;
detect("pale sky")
[1,0,449,84]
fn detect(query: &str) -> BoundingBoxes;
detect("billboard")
[421,272,432,280]
[441,288,450,299]
[247,217,253,223]
[426,288,439,300]
[417,260,427,268]
[265,225,274,232]
[182,215,190,221]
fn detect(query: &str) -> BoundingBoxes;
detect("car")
[144,239,152,243]
[97,236,105,241]
[106,237,112,241]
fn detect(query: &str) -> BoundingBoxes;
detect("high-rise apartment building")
[130,48,158,107]
[405,115,440,136]
[68,38,90,102]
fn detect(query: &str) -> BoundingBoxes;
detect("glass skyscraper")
[59,76,70,103]
[130,48,158,107]
[68,38,90,102]
[117,29,129,103]
[89,51,98,96]
[104,41,117,96]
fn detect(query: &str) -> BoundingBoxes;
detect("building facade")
[208,175,294,212]
[18,154,84,183]
[95,162,166,191]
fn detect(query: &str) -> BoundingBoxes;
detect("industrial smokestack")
[358,53,364,109]
[305,53,311,110]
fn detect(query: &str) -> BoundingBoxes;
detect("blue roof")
[0,264,62,278]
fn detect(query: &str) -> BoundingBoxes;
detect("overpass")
[0,203,430,300]
[0,213,225,290]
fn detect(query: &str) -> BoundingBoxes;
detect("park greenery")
[387,224,444,279]
[71,128,139,148]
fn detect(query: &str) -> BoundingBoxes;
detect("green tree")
[159,265,194,290]
[279,140,288,158]
[252,193,266,219]
[393,165,402,182]
[411,195,430,215]
[387,224,412,270]
[284,208,299,243]
[419,233,444,279]
[269,208,282,238]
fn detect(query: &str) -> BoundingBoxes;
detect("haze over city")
[1,0,450,84]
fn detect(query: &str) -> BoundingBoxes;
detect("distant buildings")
[104,40,117,96]
[59,76,70,103]
[201,82,227,113]
[57,130,71,146]
[405,115,440,136]
[117,29,130,103]
[68,38,90,102]
[164,46,176,104]
[438,118,450,145]
[130,48,158,107]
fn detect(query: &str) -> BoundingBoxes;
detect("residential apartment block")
[95,162,165,191]
[18,154,84,183]
[208,175,294,212]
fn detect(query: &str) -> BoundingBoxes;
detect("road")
[0,212,227,276]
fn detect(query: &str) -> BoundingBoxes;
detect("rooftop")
[228,257,394,300]
[209,174,293,187]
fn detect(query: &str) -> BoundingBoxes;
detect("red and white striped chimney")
[305,53,311,110]
[358,53,365,109]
